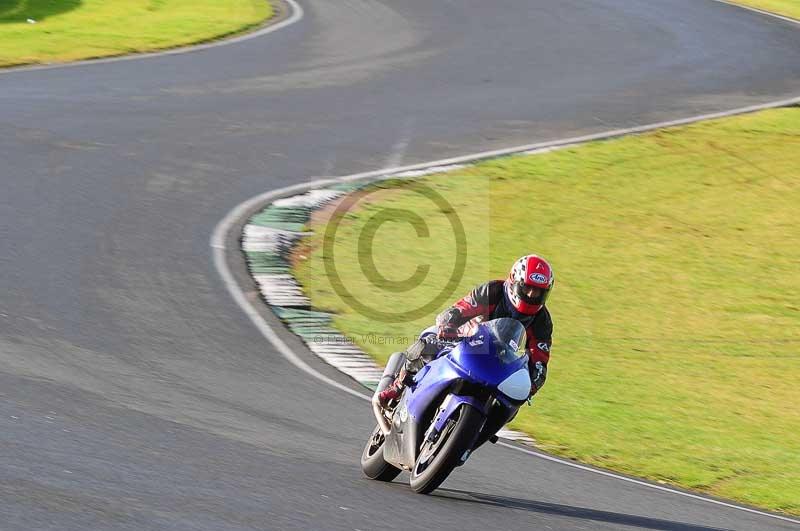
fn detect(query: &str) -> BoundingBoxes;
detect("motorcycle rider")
[376,254,554,410]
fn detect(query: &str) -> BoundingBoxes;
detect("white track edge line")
[710,0,800,24]
[212,103,800,526]
[212,240,370,402]
[0,0,303,76]
[497,442,800,525]
[211,97,800,526]
[212,1,800,524]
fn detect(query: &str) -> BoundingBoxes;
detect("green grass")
[0,0,272,67]
[294,107,800,514]
[733,0,800,19]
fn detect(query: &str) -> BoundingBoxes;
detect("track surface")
[2,1,800,529]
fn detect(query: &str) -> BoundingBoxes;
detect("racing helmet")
[504,255,554,315]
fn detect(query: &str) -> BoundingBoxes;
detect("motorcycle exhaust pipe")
[372,352,405,435]
[372,398,392,435]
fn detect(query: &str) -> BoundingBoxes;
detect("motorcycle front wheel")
[361,424,402,482]
[409,404,484,494]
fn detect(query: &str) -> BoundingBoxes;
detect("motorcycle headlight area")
[497,369,531,401]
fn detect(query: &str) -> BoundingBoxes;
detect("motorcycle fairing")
[381,354,469,470]
[381,390,422,470]
[382,321,530,470]
[447,331,529,388]
[431,393,486,434]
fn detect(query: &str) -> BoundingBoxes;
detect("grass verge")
[0,0,272,68]
[732,0,800,20]
[294,107,800,514]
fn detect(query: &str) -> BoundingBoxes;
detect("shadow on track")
[0,0,82,23]
[435,488,730,531]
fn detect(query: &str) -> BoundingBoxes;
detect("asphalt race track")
[2,1,800,529]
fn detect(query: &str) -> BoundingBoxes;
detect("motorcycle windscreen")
[448,318,528,386]
[482,318,527,364]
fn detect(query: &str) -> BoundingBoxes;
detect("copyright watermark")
[310,333,415,346]
[322,181,468,323]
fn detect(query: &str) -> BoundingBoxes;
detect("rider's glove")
[435,308,462,340]
[437,324,459,340]
[529,361,547,397]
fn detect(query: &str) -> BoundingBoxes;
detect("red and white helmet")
[504,255,554,315]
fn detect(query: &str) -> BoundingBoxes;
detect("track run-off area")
[2,1,800,529]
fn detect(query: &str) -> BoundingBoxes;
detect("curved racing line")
[0,0,304,76]
[209,0,800,525]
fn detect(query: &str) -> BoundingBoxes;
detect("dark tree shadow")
[435,488,732,531]
[0,0,83,24]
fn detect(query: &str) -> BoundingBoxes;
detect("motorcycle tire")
[361,424,402,482]
[409,404,483,494]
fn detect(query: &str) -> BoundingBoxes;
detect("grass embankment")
[0,0,272,68]
[294,107,800,514]
[733,0,800,19]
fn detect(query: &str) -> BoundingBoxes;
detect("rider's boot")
[377,368,412,409]
[376,336,436,409]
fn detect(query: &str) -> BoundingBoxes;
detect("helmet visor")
[514,281,550,306]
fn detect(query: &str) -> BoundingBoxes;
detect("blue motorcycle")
[361,318,532,494]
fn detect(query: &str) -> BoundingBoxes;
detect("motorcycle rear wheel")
[361,424,402,482]
[409,404,483,494]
